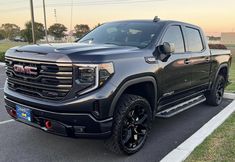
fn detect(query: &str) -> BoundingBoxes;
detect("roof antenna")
[153,16,160,22]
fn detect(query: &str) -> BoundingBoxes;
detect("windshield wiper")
[103,42,121,46]
[104,42,140,48]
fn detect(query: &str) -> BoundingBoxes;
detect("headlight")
[75,63,114,95]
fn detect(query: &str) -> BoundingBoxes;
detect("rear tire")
[206,75,225,106]
[105,94,152,155]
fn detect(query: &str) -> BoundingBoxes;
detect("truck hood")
[6,43,141,63]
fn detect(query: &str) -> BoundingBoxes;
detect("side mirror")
[153,42,175,62]
[162,42,175,54]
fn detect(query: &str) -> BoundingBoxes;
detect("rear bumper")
[5,97,113,138]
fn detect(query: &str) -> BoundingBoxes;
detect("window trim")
[184,26,205,53]
[160,25,186,54]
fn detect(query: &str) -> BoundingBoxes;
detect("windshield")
[78,22,161,48]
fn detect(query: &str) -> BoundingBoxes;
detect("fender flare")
[211,63,229,88]
[108,76,158,116]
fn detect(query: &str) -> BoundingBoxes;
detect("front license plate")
[16,105,31,122]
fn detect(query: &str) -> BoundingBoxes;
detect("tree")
[21,21,45,43]
[48,23,67,40]
[94,23,102,29]
[0,30,4,40]
[74,24,90,38]
[0,23,20,40]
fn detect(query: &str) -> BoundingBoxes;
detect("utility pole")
[54,9,57,23]
[70,0,73,31]
[43,0,48,43]
[30,0,36,44]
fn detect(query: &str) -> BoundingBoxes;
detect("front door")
[158,25,192,96]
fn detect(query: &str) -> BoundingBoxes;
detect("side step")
[155,95,206,118]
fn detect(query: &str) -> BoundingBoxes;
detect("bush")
[0,52,5,62]
[209,44,227,49]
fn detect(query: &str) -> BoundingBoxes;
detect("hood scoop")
[15,44,57,54]
[16,49,47,55]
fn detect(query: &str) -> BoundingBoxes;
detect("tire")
[105,94,153,155]
[206,75,225,106]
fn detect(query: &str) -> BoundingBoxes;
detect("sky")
[0,0,235,36]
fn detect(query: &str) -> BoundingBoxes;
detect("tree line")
[0,22,101,43]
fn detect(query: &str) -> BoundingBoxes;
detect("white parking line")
[0,119,14,125]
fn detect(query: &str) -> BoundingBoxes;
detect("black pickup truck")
[4,17,232,154]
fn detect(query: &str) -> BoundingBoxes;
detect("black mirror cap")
[162,42,175,54]
[153,42,175,62]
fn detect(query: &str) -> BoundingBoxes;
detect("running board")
[155,95,206,118]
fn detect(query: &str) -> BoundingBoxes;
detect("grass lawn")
[185,113,235,162]
[0,40,27,61]
[226,47,235,92]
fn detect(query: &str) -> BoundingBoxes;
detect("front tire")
[206,75,225,106]
[105,94,152,155]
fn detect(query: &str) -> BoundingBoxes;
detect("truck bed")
[210,49,231,56]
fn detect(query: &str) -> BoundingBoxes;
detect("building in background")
[221,32,235,45]
[207,36,221,44]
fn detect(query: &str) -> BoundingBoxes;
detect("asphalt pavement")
[0,65,232,162]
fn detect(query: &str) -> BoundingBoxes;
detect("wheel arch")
[109,76,158,117]
[211,63,229,89]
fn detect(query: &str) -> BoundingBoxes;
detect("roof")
[105,19,201,29]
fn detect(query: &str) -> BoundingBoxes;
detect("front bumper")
[5,97,113,138]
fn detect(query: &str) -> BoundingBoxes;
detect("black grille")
[5,57,73,100]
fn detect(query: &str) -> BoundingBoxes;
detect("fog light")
[45,120,52,129]
[9,109,17,118]
[93,101,100,116]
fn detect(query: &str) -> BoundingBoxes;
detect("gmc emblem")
[13,64,38,75]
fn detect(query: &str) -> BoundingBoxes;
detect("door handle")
[205,57,210,62]
[184,59,191,64]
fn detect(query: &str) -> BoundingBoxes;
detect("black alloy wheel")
[206,75,225,106]
[215,76,225,104]
[121,103,149,151]
[105,94,152,154]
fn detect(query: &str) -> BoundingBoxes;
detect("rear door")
[183,26,211,90]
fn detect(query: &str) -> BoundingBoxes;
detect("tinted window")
[79,22,163,48]
[162,26,185,53]
[185,27,203,52]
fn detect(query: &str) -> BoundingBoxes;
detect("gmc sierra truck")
[4,18,232,154]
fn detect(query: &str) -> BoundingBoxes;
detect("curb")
[0,62,5,66]
[224,92,235,100]
[160,95,235,162]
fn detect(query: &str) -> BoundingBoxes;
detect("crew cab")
[4,17,231,154]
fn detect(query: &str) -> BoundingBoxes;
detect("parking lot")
[0,65,233,162]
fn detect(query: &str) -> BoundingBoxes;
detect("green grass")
[0,40,27,61]
[185,113,235,162]
[225,44,235,48]
[226,47,235,92]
